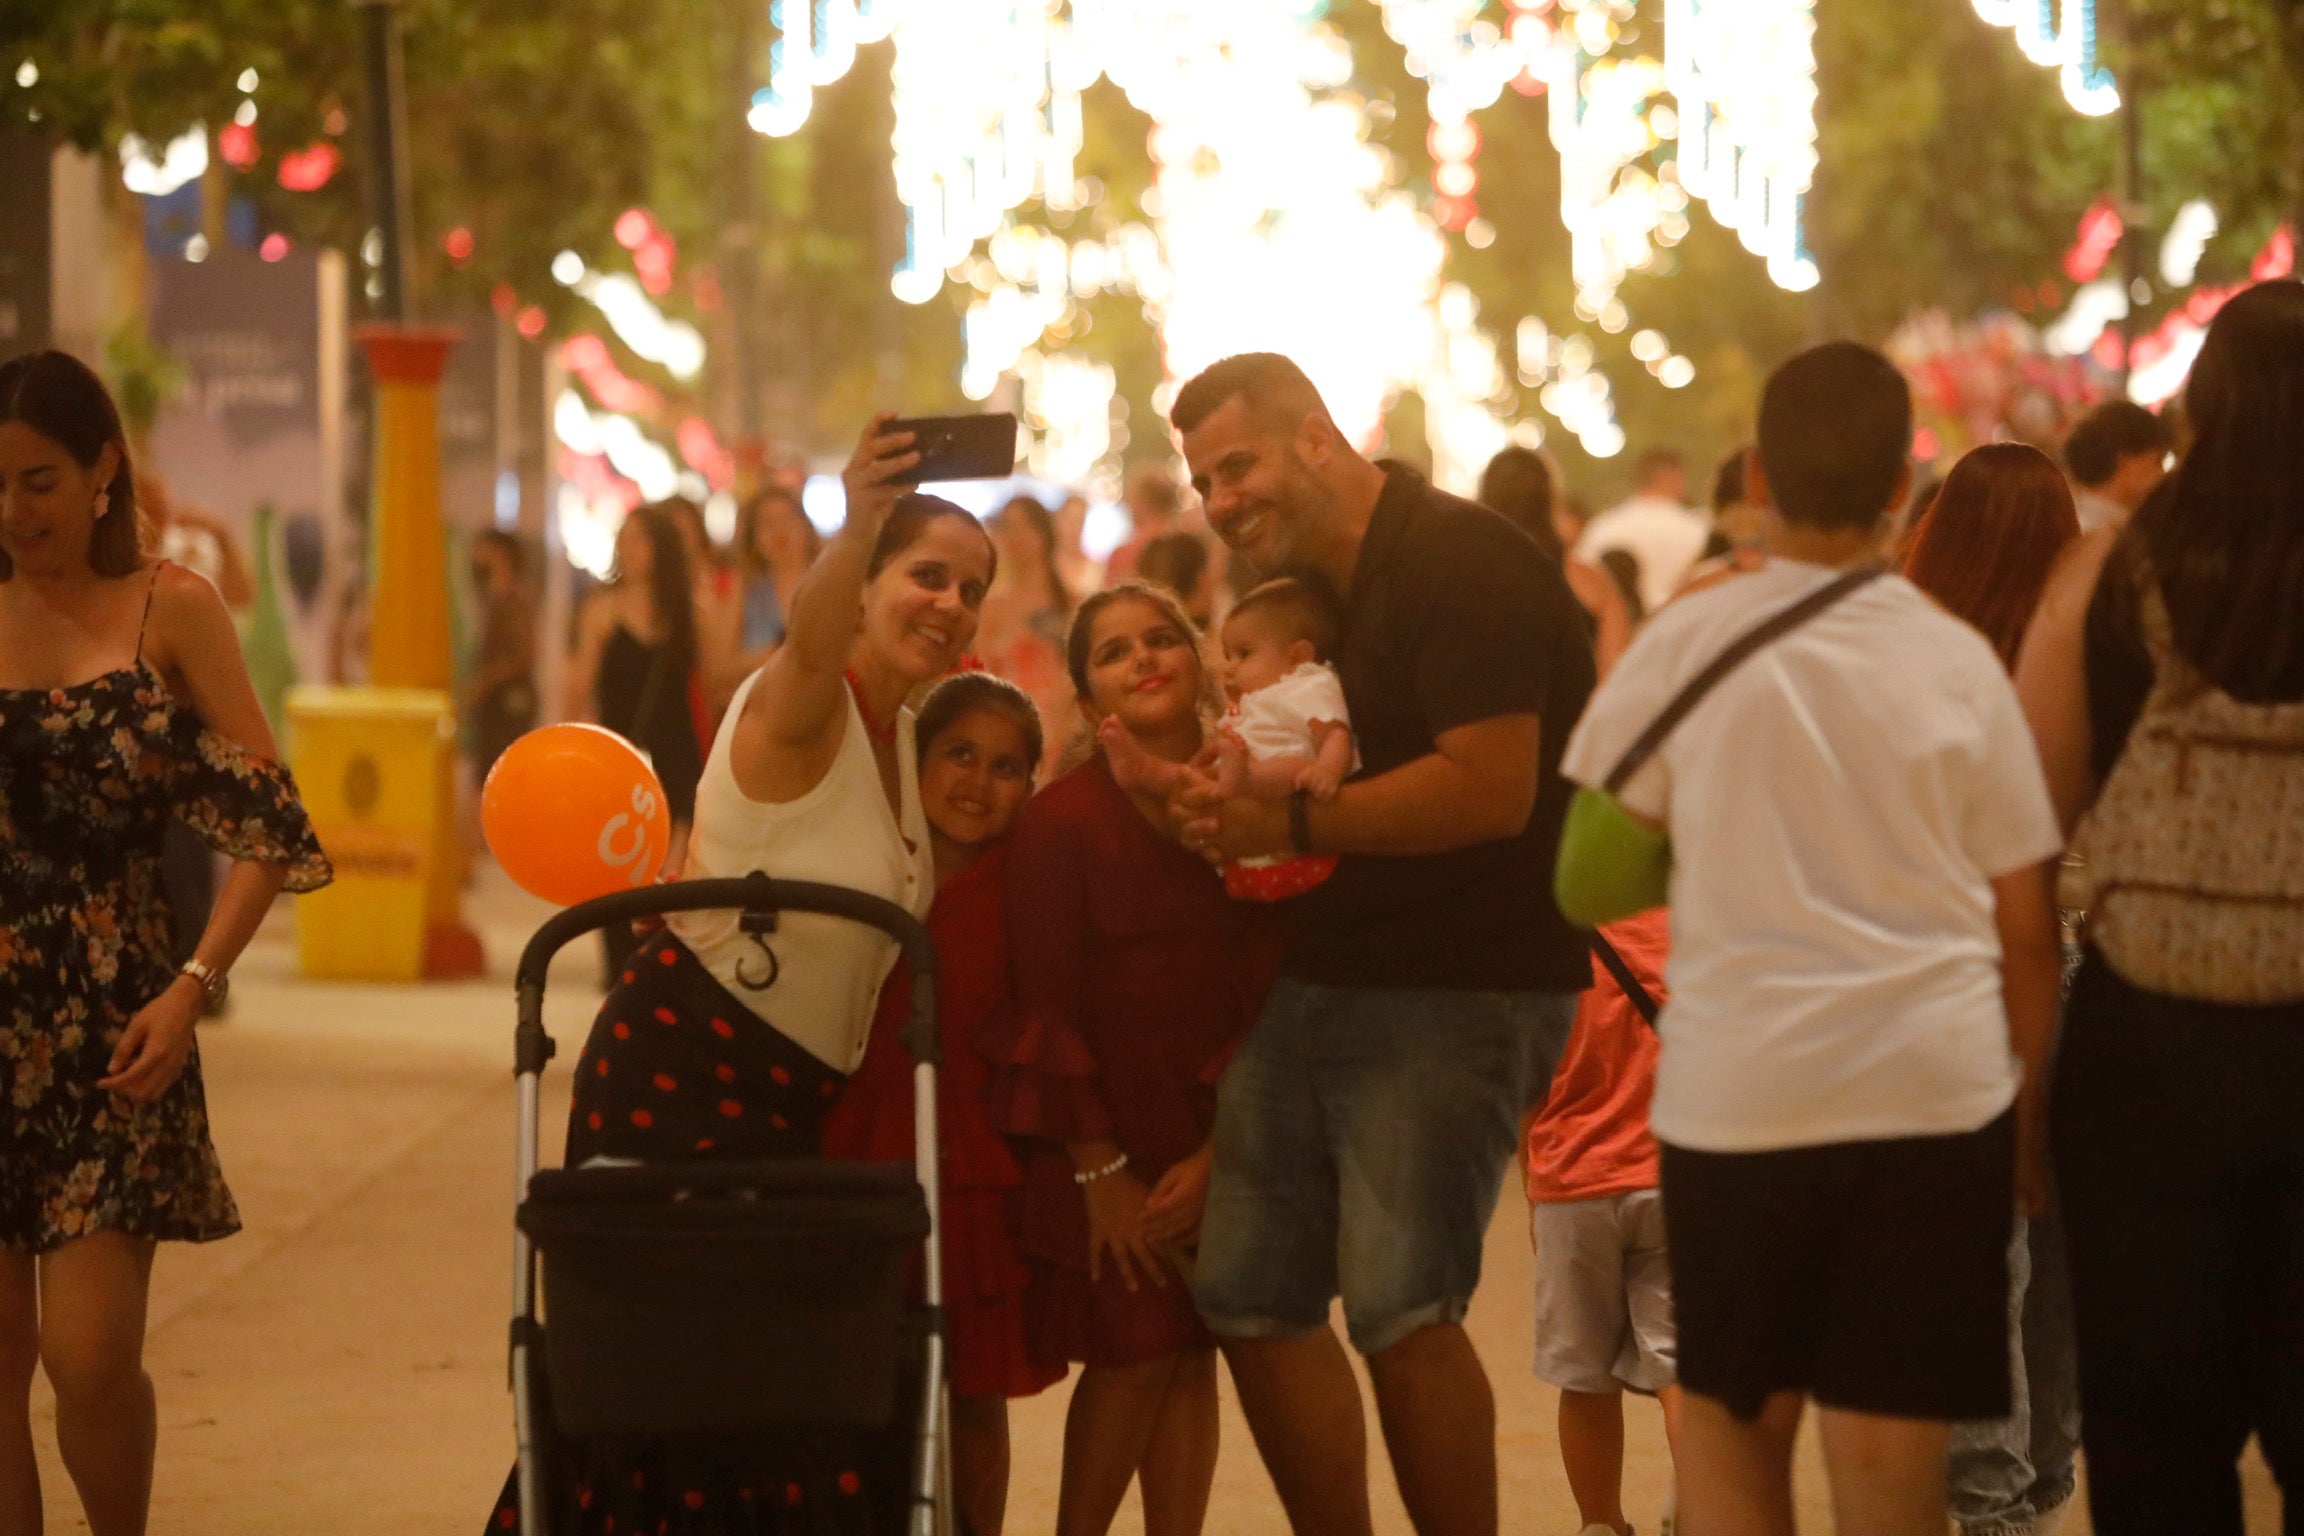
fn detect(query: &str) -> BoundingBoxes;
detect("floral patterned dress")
[0,661,331,1254]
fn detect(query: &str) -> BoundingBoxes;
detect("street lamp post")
[337,0,483,979]
[355,0,415,321]
[2112,0,2146,396]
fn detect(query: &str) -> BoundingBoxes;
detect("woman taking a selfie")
[486,413,999,1536]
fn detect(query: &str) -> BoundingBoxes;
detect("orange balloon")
[482,724,671,906]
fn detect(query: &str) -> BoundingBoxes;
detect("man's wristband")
[1288,788,1314,855]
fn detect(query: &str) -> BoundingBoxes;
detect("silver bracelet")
[1073,1151,1129,1186]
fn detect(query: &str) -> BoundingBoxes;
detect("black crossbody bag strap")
[1588,929,1661,1026]
[1588,564,1887,1031]
[1602,565,1886,794]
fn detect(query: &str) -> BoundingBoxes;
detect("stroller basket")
[508,875,948,1536]
[520,1160,929,1437]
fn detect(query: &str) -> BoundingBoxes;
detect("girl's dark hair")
[1063,579,1208,703]
[1136,531,1211,605]
[0,349,141,580]
[866,493,998,582]
[737,486,820,579]
[996,494,1074,615]
[915,671,1045,775]
[615,501,698,680]
[1902,442,2079,669]
[1476,445,1563,562]
[2131,279,2304,695]
[661,496,722,572]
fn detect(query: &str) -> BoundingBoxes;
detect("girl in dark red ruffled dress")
[822,672,1061,1536]
[988,583,1281,1536]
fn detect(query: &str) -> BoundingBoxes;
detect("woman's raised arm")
[562,590,610,723]
[732,416,917,794]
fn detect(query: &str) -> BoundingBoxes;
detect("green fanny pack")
[1557,784,1674,928]
[1554,564,1887,929]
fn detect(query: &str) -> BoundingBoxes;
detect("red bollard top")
[354,324,462,385]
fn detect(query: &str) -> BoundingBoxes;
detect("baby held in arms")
[1102,574,1358,900]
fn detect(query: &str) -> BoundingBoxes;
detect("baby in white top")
[1103,576,1357,899]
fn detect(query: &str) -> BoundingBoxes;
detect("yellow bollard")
[354,324,484,979]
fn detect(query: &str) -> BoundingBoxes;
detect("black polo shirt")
[1284,466,1597,992]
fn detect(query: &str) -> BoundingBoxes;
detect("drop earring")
[92,488,109,522]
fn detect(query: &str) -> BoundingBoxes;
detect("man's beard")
[1235,451,1330,580]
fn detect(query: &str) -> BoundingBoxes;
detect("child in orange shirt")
[1525,909,1681,1536]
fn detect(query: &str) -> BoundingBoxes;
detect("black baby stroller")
[507,873,952,1536]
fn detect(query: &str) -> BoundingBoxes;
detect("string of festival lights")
[748,0,1695,483]
[1970,0,2118,116]
[570,0,2132,534]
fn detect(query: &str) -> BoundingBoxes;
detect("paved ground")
[25,868,2281,1532]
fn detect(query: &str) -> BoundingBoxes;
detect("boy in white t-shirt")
[1102,575,1356,899]
[1555,341,2067,1536]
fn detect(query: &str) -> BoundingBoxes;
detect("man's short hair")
[2063,400,2173,488]
[1125,460,1183,521]
[1227,571,1344,660]
[1755,342,1913,533]
[1635,447,1684,484]
[1170,352,1332,436]
[1711,447,1750,512]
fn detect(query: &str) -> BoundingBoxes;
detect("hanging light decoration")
[1517,314,1626,458]
[764,1,1657,489]
[1663,0,1820,291]
[1969,0,2118,116]
[1016,348,1118,488]
[749,0,897,136]
[551,251,708,381]
[887,0,1079,305]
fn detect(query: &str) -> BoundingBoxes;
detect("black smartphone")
[888,412,1019,484]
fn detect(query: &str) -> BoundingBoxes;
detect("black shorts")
[1659,1110,2014,1422]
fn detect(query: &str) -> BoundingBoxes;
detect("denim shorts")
[1193,978,1577,1356]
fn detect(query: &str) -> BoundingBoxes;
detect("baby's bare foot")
[1211,729,1249,801]
[1099,715,1164,794]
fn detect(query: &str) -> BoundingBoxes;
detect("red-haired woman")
[1901,439,2084,1536]
[1903,442,2081,668]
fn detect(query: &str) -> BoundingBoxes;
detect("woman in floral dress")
[0,351,331,1535]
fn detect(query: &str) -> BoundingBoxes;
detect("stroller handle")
[511,873,939,1076]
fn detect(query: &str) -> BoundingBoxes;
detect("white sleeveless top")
[669,671,934,1072]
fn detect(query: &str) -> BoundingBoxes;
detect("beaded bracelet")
[1073,1151,1130,1186]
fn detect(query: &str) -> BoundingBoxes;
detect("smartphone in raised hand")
[887,412,1020,484]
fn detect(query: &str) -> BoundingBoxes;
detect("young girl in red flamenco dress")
[821,672,1062,1536]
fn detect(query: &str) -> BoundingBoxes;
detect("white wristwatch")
[179,958,228,1007]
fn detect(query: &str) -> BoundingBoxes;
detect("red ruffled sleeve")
[982,780,1116,1144]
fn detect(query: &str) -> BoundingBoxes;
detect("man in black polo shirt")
[1171,353,1596,1536]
